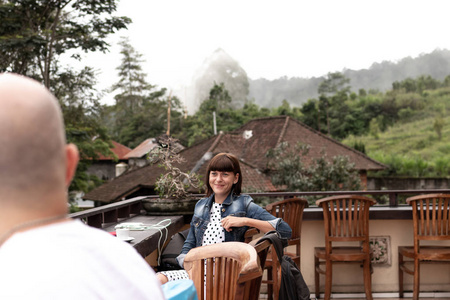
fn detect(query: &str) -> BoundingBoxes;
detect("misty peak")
[203,48,236,67]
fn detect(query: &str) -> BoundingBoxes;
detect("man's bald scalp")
[0,73,66,205]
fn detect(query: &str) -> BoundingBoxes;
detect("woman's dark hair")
[205,152,242,197]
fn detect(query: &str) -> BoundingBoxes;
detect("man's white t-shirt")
[0,220,164,299]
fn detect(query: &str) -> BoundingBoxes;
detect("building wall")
[300,219,450,295]
[86,161,116,181]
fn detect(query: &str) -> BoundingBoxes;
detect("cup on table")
[116,228,130,240]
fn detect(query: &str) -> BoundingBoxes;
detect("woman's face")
[209,170,239,198]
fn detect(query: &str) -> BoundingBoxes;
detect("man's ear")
[65,144,79,188]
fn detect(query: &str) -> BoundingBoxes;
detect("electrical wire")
[144,219,172,265]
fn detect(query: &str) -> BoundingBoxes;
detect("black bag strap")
[256,231,287,262]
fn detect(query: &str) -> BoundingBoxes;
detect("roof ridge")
[276,116,290,146]
[238,157,260,170]
[189,133,224,174]
[206,132,224,153]
[230,115,286,133]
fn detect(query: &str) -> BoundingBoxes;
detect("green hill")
[342,87,450,177]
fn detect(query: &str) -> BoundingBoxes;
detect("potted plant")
[142,136,203,215]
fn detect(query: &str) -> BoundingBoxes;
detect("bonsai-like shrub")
[148,136,203,200]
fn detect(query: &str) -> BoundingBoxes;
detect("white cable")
[144,219,172,265]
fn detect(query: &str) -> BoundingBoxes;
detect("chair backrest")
[266,197,309,242]
[407,194,450,247]
[316,195,376,252]
[184,242,261,300]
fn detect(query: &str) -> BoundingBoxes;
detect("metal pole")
[213,111,217,135]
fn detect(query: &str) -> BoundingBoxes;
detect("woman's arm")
[221,216,274,233]
[222,200,292,239]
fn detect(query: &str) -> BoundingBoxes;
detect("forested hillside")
[249,49,450,108]
[342,85,450,178]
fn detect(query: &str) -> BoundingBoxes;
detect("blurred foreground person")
[0,73,164,299]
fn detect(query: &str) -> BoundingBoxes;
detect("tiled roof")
[84,116,385,203]
[124,138,159,159]
[96,141,131,160]
[231,116,386,171]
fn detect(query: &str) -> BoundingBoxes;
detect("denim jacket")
[176,193,292,267]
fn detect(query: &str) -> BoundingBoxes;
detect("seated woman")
[157,152,292,283]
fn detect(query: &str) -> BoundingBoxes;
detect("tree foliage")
[55,67,113,194]
[0,0,130,197]
[104,37,184,148]
[266,142,361,197]
[0,0,130,88]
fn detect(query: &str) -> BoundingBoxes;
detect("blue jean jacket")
[177,193,292,267]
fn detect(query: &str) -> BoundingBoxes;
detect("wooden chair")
[235,238,272,300]
[314,195,376,300]
[184,242,262,300]
[398,193,450,300]
[263,197,309,300]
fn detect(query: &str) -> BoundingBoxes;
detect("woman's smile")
[209,171,239,198]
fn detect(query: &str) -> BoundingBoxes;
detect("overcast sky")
[81,0,450,106]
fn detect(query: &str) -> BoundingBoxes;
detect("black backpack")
[159,228,190,271]
[257,231,311,300]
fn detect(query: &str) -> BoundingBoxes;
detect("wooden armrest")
[184,242,260,274]
[244,227,260,243]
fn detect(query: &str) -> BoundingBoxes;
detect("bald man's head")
[0,73,67,207]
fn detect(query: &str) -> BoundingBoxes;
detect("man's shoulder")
[0,220,162,299]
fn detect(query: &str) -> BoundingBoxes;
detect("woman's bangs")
[209,155,235,173]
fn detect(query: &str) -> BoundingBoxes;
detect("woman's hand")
[222,216,275,234]
[156,273,169,284]
[221,216,247,232]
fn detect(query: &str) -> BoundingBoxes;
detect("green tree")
[300,99,320,130]
[318,72,351,95]
[53,66,113,195]
[0,0,130,198]
[318,72,351,136]
[181,83,232,146]
[105,37,183,148]
[266,142,361,202]
[111,37,154,113]
[0,0,130,88]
